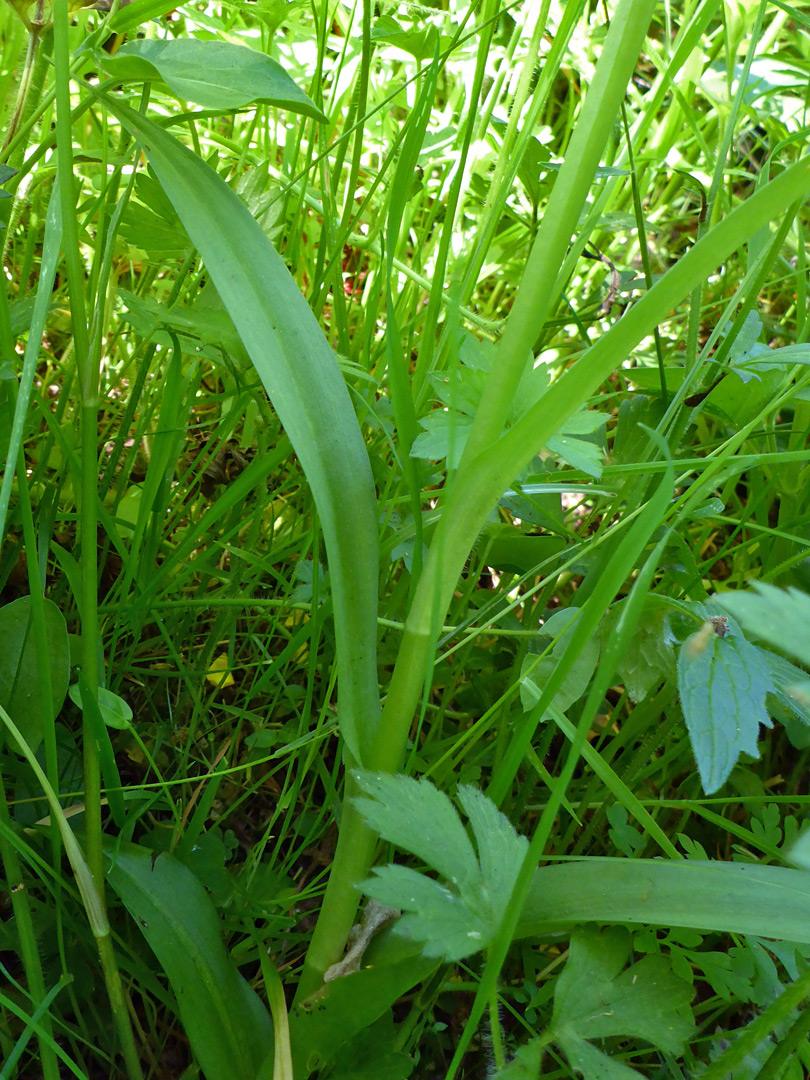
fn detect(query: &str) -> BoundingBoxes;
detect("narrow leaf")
[518,859,810,944]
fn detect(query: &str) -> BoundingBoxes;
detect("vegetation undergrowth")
[2,0,810,1075]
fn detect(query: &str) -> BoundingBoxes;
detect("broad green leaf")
[116,288,246,363]
[476,523,566,576]
[69,684,133,730]
[517,859,810,944]
[493,1041,543,1080]
[677,613,774,794]
[370,16,451,60]
[550,927,694,1055]
[102,40,327,121]
[410,413,472,469]
[106,841,273,1080]
[599,601,675,703]
[546,432,605,478]
[330,1013,413,1079]
[0,596,69,753]
[102,98,380,764]
[718,584,810,670]
[355,774,528,960]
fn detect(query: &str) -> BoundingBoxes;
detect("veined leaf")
[102,39,327,121]
[102,97,380,764]
[549,927,694,1071]
[677,612,774,794]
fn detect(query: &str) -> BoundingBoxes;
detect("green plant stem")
[53,0,100,888]
[2,18,46,157]
[52,4,143,1076]
[299,149,810,995]
[1,24,50,264]
[295,769,378,1000]
[457,0,657,472]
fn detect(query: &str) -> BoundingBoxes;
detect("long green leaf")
[106,841,273,1080]
[102,96,380,763]
[517,859,810,943]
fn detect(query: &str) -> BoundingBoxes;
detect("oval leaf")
[102,39,327,121]
[677,615,774,794]
[0,596,69,753]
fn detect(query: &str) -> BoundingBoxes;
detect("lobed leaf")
[353,771,479,888]
[355,774,530,960]
[550,927,694,1054]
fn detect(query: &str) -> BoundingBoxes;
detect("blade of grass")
[0,703,143,1080]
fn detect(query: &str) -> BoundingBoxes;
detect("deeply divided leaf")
[354,773,530,960]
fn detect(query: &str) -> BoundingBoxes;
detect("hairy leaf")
[677,613,774,793]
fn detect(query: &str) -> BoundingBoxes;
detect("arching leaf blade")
[102,97,380,762]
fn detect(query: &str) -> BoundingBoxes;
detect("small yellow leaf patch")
[205,654,235,691]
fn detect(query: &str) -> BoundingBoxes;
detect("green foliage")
[106,841,274,1080]
[0,595,69,753]
[101,39,328,119]
[677,608,775,794]
[3,0,810,1075]
[354,770,528,960]
[547,927,694,1078]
